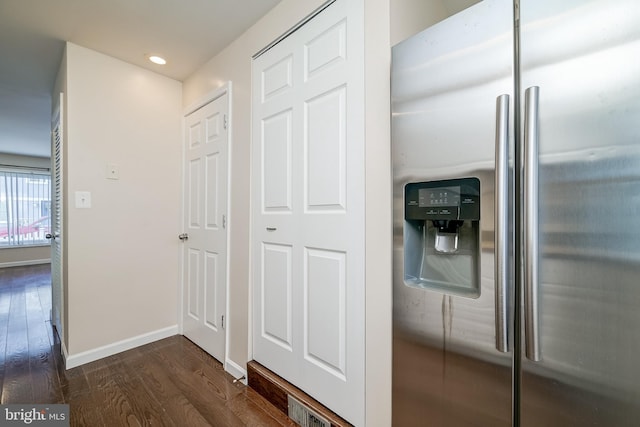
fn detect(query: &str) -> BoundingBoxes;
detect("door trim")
[179,81,233,372]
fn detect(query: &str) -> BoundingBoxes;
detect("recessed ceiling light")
[148,55,167,65]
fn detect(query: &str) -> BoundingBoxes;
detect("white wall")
[390,0,480,45]
[62,43,182,357]
[364,0,392,425]
[0,246,50,268]
[184,0,392,424]
[0,153,50,169]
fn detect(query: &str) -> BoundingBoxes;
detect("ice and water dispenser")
[404,178,481,298]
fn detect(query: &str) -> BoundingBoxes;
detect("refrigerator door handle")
[524,86,541,362]
[494,94,510,353]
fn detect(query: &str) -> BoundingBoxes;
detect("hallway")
[0,265,295,426]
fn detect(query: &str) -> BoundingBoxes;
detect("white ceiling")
[0,0,282,158]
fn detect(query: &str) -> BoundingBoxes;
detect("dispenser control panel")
[405,178,480,221]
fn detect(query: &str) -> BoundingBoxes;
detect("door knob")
[178,233,189,241]
[45,233,58,240]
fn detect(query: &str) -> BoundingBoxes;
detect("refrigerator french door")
[391,1,640,426]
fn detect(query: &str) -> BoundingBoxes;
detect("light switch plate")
[75,191,91,208]
[106,163,119,180]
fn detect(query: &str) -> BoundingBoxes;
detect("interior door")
[519,1,640,425]
[50,93,64,342]
[182,91,229,364]
[251,0,365,424]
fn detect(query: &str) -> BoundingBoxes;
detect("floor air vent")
[288,395,330,427]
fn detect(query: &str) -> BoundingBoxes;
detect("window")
[0,170,51,247]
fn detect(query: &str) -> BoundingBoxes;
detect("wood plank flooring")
[0,265,296,427]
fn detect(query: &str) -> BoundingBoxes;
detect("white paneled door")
[50,93,64,342]
[182,91,229,364]
[252,0,365,424]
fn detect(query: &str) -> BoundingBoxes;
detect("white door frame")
[179,82,233,370]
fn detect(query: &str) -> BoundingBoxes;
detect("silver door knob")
[178,233,189,241]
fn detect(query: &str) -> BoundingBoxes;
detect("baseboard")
[0,259,51,269]
[225,358,247,385]
[65,325,178,369]
[61,340,69,368]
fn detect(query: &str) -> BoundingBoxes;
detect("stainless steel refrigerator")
[391,0,640,425]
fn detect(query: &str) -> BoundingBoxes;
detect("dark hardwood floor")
[0,265,296,426]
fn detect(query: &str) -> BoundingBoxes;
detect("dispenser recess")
[404,177,481,298]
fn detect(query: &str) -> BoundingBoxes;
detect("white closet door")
[251,0,365,424]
